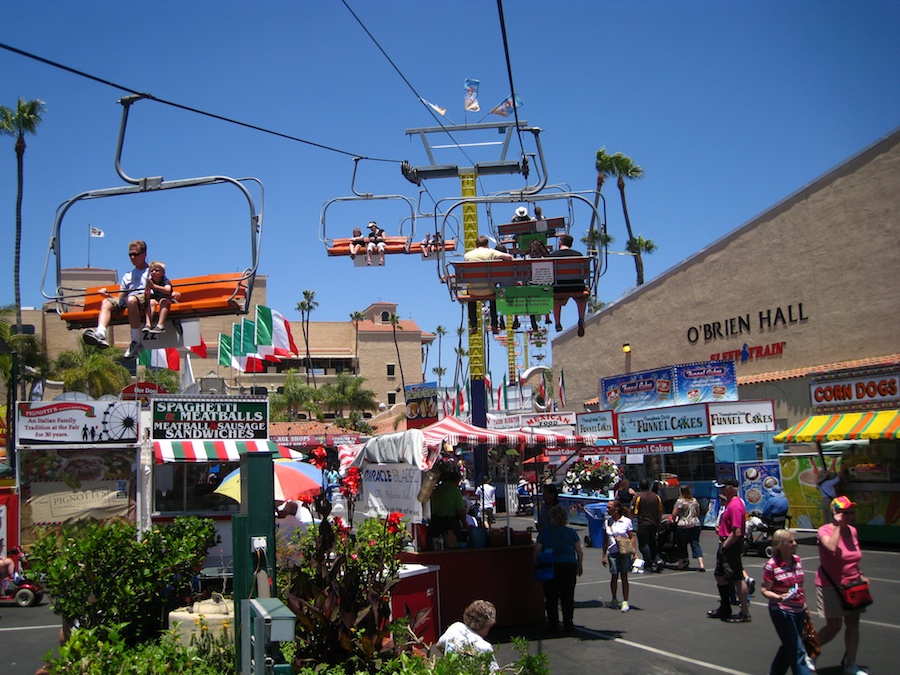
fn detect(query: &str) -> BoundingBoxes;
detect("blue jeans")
[768,606,811,675]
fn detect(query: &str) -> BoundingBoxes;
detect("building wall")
[554,129,900,424]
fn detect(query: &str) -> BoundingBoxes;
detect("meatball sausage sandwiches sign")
[151,398,268,440]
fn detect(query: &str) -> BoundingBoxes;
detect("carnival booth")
[775,409,900,543]
[339,415,598,632]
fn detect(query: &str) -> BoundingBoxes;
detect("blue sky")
[2,1,898,383]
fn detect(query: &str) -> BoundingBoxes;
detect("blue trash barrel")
[584,502,609,548]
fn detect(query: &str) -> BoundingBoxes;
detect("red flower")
[341,466,361,497]
[332,516,350,536]
[310,447,328,470]
[386,511,404,534]
[297,493,315,506]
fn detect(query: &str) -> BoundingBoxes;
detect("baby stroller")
[516,482,534,516]
[743,511,791,558]
[656,514,680,567]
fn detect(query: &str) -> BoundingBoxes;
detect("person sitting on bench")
[548,234,588,337]
[463,235,513,335]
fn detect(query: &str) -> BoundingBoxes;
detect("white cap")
[515,206,528,217]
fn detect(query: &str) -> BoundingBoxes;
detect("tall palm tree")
[349,310,366,373]
[607,151,647,285]
[296,290,318,386]
[434,325,447,387]
[588,147,617,259]
[388,313,406,393]
[1,98,46,400]
[626,235,657,263]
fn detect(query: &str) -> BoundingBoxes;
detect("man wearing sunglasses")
[83,240,150,359]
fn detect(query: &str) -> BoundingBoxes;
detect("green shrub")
[30,516,219,645]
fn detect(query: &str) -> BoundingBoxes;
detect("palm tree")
[269,369,322,421]
[320,371,377,423]
[349,310,366,373]
[296,290,318,386]
[434,325,447,387]
[54,345,131,399]
[606,151,647,285]
[1,98,46,400]
[626,235,657,265]
[588,147,618,260]
[388,313,406,393]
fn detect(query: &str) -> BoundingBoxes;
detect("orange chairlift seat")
[325,234,457,257]
[42,95,262,329]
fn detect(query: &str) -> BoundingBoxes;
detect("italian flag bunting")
[256,306,299,360]
[138,347,180,371]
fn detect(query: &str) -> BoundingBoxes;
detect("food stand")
[775,409,900,543]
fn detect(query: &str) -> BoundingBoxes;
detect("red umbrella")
[214,462,323,502]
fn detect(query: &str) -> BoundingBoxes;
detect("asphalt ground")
[1,520,896,674]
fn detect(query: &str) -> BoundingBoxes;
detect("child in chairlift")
[143,261,174,336]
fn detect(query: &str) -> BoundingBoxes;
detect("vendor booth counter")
[400,543,545,633]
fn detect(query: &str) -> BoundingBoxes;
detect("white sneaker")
[805,655,816,672]
[843,664,867,675]
[124,340,143,359]
[83,328,109,349]
[620,601,630,612]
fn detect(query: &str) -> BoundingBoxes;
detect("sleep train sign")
[151,397,268,440]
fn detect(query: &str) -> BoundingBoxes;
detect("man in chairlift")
[82,239,150,359]
[365,221,387,266]
[548,234,588,337]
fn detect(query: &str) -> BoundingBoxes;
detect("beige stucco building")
[553,129,900,428]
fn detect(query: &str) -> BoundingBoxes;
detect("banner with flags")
[489,94,523,117]
[138,347,180,371]
[89,226,105,238]
[218,333,233,367]
[558,369,566,408]
[464,78,480,112]
[241,318,259,359]
[255,306,298,360]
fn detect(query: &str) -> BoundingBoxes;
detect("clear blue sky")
[2,1,898,384]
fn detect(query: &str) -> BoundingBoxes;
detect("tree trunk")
[618,177,644,286]
[14,136,26,401]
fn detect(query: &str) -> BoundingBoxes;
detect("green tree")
[349,310,366,373]
[269,369,322,421]
[1,98,46,400]
[606,151,648,285]
[626,234,657,265]
[296,290,318,387]
[434,325,447,387]
[54,344,131,398]
[139,365,180,394]
[319,371,377,421]
[388,313,406,392]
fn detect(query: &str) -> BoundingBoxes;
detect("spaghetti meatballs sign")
[151,398,268,440]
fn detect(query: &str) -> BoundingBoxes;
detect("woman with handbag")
[534,503,583,632]
[761,529,815,675]
[815,496,870,675]
[601,501,637,612]
[672,485,705,571]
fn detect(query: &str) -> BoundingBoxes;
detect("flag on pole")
[484,372,492,400]
[256,306,298,360]
[421,98,446,116]
[499,374,508,411]
[464,78,480,112]
[218,333,233,367]
[188,336,207,359]
[89,226,105,238]
[465,379,471,414]
[241,318,259,359]
[181,353,195,391]
[138,347,180,371]
[455,384,464,416]
[539,373,546,402]
[558,369,566,408]
[489,94,524,117]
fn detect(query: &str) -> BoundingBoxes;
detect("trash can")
[584,502,609,548]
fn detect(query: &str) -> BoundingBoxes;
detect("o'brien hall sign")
[152,397,268,440]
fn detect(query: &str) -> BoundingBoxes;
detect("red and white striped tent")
[154,439,303,464]
[339,416,599,471]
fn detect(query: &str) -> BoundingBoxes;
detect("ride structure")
[41,94,264,343]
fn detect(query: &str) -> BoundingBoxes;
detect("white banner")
[360,462,423,520]
[617,403,710,442]
[708,400,776,434]
[576,411,615,438]
[17,400,141,445]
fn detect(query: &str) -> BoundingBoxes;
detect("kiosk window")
[154,462,240,514]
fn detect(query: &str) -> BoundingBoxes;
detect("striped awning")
[153,439,302,464]
[774,410,900,443]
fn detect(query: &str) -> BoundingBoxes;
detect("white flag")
[89,226,105,238]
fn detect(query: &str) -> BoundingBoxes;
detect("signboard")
[779,453,842,530]
[405,382,438,430]
[151,398,268,440]
[122,382,168,404]
[520,412,577,428]
[810,371,900,411]
[735,459,781,514]
[487,414,524,431]
[576,411,615,439]
[604,442,674,455]
[600,360,737,412]
[17,400,141,445]
[708,400,776,434]
[360,462,423,520]
[496,285,553,315]
[617,403,710,442]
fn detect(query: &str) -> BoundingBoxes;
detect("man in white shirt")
[475,477,497,525]
[438,600,499,672]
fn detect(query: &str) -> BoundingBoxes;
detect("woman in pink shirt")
[815,496,868,675]
[761,529,813,675]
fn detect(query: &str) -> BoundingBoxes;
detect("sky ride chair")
[320,157,457,266]
[42,94,263,351]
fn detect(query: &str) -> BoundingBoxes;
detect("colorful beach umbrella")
[214,461,324,503]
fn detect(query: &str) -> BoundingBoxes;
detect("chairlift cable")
[0,41,398,163]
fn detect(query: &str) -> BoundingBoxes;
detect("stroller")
[516,482,534,516]
[743,511,791,558]
[655,514,680,568]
